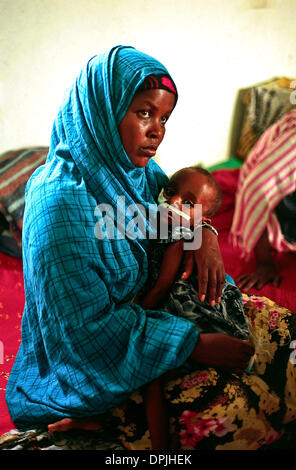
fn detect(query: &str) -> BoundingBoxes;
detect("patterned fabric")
[230,109,296,257]
[138,74,177,95]
[1,294,296,450]
[0,428,125,451]
[105,294,296,450]
[0,148,48,245]
[146,234,250,340]
[5,46,198,429]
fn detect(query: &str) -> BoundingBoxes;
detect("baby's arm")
[140,239,184,309]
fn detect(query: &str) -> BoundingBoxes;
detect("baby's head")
[160,166,222,226]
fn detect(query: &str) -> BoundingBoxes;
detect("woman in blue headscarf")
[4,44,229,423]
[5,46,296,450]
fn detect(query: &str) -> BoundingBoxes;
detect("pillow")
[236,77,296,161]
[0,147,48,246]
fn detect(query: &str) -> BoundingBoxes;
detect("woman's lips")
[140,146,157,157]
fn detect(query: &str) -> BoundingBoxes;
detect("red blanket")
[0,253,24,435]
[0,167,295,436]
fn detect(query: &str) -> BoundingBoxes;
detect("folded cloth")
[146,231,250,341]
[230,109,296,258]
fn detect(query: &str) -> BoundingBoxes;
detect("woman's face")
[119,89,176,168]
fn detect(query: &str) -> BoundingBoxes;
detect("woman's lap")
[108,294,296,450]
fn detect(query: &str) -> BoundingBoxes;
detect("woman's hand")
[190,333,255,373]
[236,262,282,291]
[181,228,225,306]
[140,290,163,309]
[236,228,281,291]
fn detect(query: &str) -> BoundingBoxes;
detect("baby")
[140,166,254,449]
[141,166,250,341]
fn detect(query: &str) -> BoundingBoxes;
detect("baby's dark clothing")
[147,234,250,340]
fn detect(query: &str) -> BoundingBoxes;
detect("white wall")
[1,0,295,175]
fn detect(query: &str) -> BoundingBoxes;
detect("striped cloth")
[0,148,48,243]
[5,46,198,429]
[230,109,296,257]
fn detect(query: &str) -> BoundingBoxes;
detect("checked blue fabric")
[5,46,198,428]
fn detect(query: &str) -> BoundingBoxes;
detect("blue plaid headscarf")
[6,46,198,428]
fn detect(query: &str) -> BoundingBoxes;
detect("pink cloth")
[230,110,296,257]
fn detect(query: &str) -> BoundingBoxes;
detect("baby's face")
[161,168,217,226]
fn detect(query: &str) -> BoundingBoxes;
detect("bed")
[1,77,296,450]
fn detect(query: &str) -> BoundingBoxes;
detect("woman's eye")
[139,110,150,118]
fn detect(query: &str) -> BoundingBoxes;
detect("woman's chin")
[133,157,151,167]
[129,153,154,168]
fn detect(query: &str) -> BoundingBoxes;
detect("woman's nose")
[147,119,163,139]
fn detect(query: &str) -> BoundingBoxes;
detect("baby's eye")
[164,187,175,197]
[160,116,168,125]
[184,200,194,207]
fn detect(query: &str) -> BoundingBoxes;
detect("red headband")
[138,74,177,95]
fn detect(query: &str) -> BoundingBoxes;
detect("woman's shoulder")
[26,160,96,214]
[23,162,98,252]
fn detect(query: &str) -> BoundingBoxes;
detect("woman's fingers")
[256,271,277,290]
[216,274,225,304]
[236,273,249,284]
[197,270,225,306]
[198,274,209,303]
[236,263,282,292]
[181,254,222,305]
[237,272,263,291]
[272,274,282,287]
[207,272,218,307]
[192,333,254,370]
[237,271,281,292]
[181,251,194,281]
[192,228,225,304]
[195,258,225,306]
[181,230,226,305]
